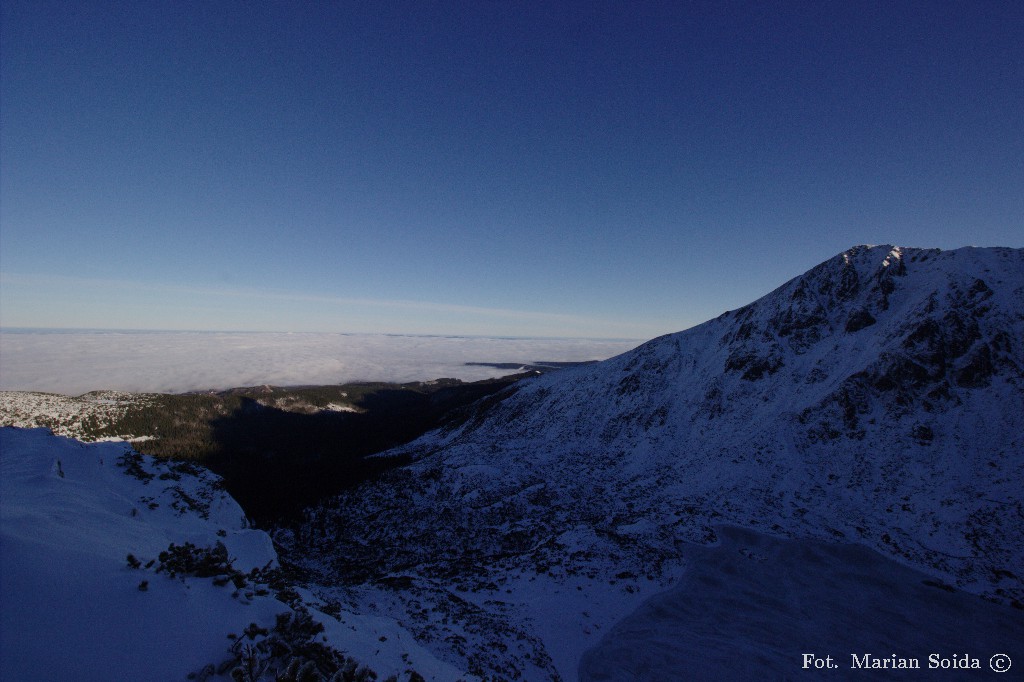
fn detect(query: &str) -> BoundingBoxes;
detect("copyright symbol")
[990,654,1011,673]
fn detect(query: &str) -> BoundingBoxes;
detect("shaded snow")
[579,526,1023,681]
[0,428,477,681]
[0,427,277,680]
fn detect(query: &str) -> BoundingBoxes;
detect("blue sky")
[2,1,1022,339]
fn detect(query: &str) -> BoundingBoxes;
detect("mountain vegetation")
[1,374,542,524]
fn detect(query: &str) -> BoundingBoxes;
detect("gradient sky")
[2,1,1022,339]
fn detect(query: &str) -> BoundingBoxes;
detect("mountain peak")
[287,246,1024,679]
[712,245,1019,374]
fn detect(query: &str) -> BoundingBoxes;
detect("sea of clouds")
[0,330,642,396]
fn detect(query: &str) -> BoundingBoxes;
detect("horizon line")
[0,325,647,344]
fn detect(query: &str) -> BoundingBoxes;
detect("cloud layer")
[0,331,640,396]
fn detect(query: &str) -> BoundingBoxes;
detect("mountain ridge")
[288,245,1024,679]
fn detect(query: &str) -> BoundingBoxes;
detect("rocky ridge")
[287,245,1024,680]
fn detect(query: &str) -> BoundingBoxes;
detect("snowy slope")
[0,427,277,680]
[287,246,1024,680]
[580,526,1024,681]
[0,428,473,682]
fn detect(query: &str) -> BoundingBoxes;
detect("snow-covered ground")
[0,428,475,681]
[579,525,1023,680]
[0,331,639,395]
[0,427,274,680]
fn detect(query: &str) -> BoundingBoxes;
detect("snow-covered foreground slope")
[0,428,272,680]
[287,246,1024,680]
[0,428,469,681]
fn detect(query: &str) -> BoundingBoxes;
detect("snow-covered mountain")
[288,245,1024,679]
[4,246,1021,680]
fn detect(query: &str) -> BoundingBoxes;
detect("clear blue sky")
[2,1,1022,339]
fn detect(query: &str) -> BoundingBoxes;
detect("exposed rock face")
[289,245,1024,679]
